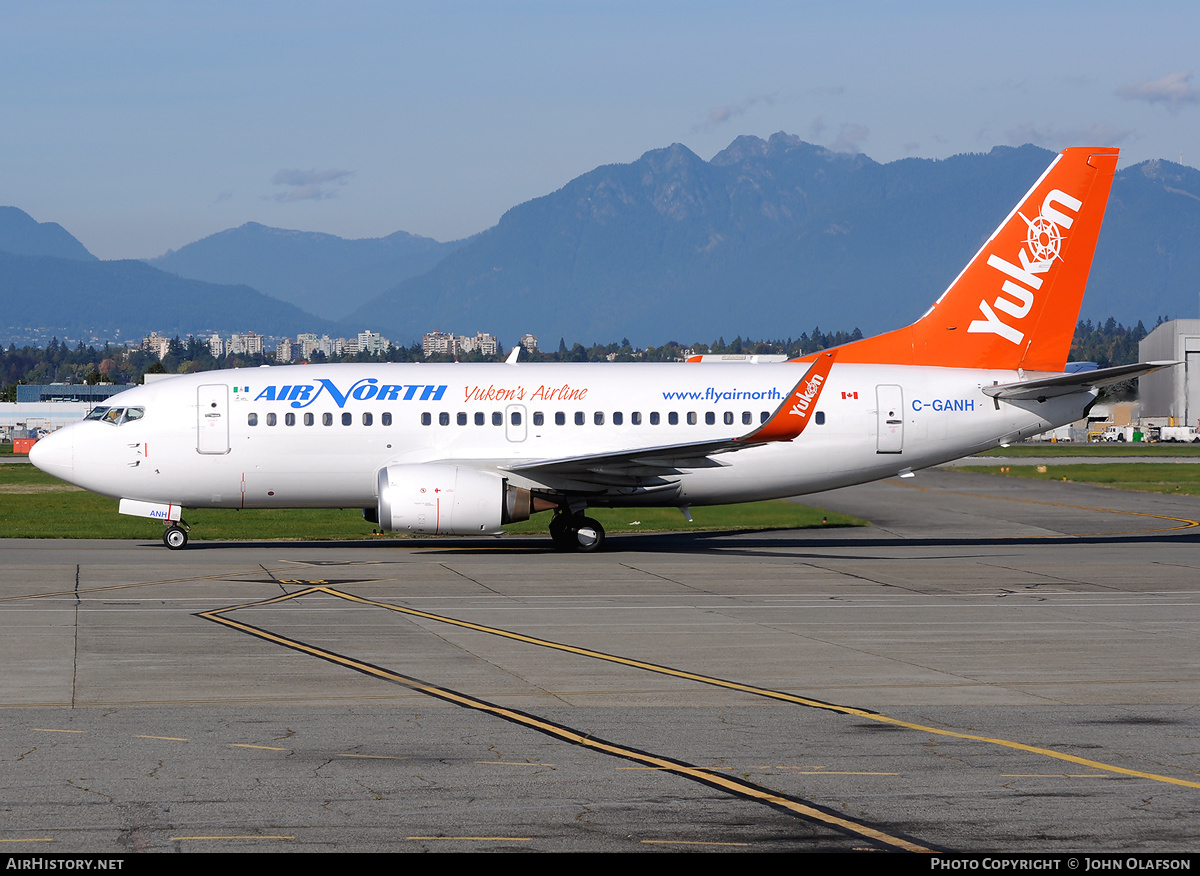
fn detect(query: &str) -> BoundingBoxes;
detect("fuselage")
[25,146,1123,552]
[31,360,1093,512]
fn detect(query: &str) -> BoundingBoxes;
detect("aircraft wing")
[505,351,837,486]
[983,361,1178,401]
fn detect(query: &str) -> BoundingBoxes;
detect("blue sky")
[3,1,1198,259]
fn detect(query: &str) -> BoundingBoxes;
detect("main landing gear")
[162,521,189,550]
[549,510,605,553]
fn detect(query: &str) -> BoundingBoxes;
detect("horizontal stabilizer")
[982,361,1178,401]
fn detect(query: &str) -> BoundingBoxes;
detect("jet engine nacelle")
[376,464,537,535]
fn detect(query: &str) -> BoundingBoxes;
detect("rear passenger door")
[875,385,904,454]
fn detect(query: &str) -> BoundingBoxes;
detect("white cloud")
[693,94,776,133]
[1004,123,1134,151]
[1116,71,1200,111]
[269,168,354,202]
[831,123,868,153]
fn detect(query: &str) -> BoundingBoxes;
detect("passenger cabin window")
[457,412,467,426]
[363,413,373,426]
[247,413,258,426]
[555,412,565,426]
[724,412,733,425]
[760,411,769,423]
[492,411,502,426]
[323,413,333,426]
[613,412,623,425]
[815,411,826,425]
[687,412,697,425]
[632,412,642,425]
[285,413,295,426]
[668,412,679,425]
[342,412,352,426]
[574,412,585,426]
[475,412,485,426]
[742,412,752,425]
[304,413,314,426]
[266,413,277,426]
[381,413,392,426]
[511,411,522,426]
[439,412,450,426]
[421,412,431,426]
[650,412,660,425]
[594,411,604,426]
[533,412,544,426]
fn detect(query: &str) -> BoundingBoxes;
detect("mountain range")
[148,224,466,321]
[3,134,1199,348]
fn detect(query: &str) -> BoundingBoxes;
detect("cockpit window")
[86,406,144,425]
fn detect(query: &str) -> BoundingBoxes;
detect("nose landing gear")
[163,521,189,550]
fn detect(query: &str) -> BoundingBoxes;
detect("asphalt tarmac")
[2,469,1198,853]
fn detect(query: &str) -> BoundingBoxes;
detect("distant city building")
[142,332,171,360]
[296,333,320,359]
[520,333,538,353]
[319,335,343,358]
[207,333,224,358]
[16,384,130,404]
[227,332,263,356]
[275,337,293,363]
[458,332,498,356]
[423,330,497,358]
[4,384,136,437]
[423,330,455,357]
[357,330,390,356]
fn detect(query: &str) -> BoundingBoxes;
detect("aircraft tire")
[163,525,188,550]
[574,517,605,553]
[549,514,575,551]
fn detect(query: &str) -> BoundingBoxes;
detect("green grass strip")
[958,463,1200,496]
[978,443,1200,458]
[0,463,863,540]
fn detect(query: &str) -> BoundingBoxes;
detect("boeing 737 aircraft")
[30,147,1173,551]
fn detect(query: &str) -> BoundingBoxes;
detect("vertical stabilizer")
[807,147,1119,371]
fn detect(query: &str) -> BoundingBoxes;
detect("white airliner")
[30,147,1173,551]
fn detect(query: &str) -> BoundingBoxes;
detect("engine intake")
[376,464,543,535]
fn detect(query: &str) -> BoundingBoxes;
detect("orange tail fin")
[806,147,1119,371]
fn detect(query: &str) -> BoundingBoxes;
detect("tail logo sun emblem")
[1018,210,1065,264]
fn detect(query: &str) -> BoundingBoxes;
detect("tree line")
[0,319,1162,401]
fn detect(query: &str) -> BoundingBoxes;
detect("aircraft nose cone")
[28,428,74,482]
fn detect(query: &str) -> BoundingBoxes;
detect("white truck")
[1156,425,1200,443]
[1101,425,1142,442]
